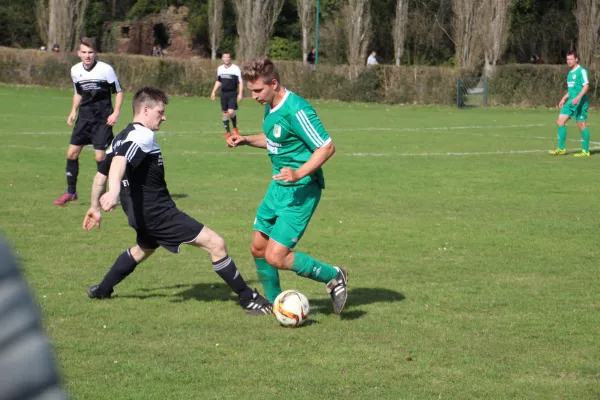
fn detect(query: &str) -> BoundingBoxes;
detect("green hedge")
[0,47,594,107]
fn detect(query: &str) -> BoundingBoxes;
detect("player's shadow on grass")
[170,193,189,199]
[589,149,600,156]
[118,282,251,304]
[118,285,404,321]
[310,287,405,320]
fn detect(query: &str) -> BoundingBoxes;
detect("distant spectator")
[152,45,164,57]
[306,48,316,65]
[367,51,378,67]
[531,54,544,64]
[52,43,60,53]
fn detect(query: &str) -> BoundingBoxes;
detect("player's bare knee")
[204,232,227,256]
[94,154,105,163]
[66,150,80,159]
[130,246,154,262]
[227,110,235,118]
[250,243,266,259]
[264,250,285,269]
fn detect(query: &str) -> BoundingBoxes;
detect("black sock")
[222,118,230,133]
[212,255,253,300]
[99,249,139,293]
[66,159,79,194]
[231,115,237,128]
[96,160,102,171]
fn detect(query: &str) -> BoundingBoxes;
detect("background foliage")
[0,0,585,65]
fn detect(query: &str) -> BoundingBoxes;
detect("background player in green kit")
[227,56,348,316]
[550,51,592,157]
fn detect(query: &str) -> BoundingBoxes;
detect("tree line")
[1,0,599,70]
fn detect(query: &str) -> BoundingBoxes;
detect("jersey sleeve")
[582,69,589,85]
[235,66,243,84]
[71,66,79,94]
[291,106,331,151]
[114,131,154,168]
[106,65,122,93]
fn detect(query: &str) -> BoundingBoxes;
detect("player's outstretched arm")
[558,92,569,108]
[210,81,221,101]
[83,172,107,230]
[227,134,267,149]
[107,92,124,126]
[274,141,335,183]
[68,94,82,126]
[100,156,126,212]
[572,85,589,105]
[237,81,243,102]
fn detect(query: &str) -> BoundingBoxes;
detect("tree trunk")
[41,0,89,52]
[234,0,285,60]
[453,0,485,68]
[393,0,408,66]
[344,0,371,66]
[574,0,600,67]
[297,0,314,63]
[209,0,224,60]
[482,0,510,76]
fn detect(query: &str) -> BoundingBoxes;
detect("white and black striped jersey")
[71,60,122,121]
[103,123,175,229]
[217,64,242,93]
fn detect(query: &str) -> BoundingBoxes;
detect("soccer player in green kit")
[550,51,592,156]
[227,57,348,316]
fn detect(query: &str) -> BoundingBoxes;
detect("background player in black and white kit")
[210,52,243,138]
[53,37,124,206]
[82,87,271,315]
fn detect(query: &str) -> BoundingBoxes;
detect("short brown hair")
[242,56,280,84]
[133,87,168,113]
[79,37,96,51]
[567,50,578,59]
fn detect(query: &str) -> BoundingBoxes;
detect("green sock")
[581,128,590,152]
[254,258,281,303]
[558,126,567,150]
[291,252,338,284]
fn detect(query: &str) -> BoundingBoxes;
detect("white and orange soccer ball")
[273,290,310,327]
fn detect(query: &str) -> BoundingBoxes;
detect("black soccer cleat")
[241,290,273,317]
[87,285,113,299]
[325,267,348,315]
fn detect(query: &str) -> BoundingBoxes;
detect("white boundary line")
[0,123,550,136]
[2,142,598,157]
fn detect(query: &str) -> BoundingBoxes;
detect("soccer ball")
[273,290,310,327]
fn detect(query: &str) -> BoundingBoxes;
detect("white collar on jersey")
[269,89,290,114]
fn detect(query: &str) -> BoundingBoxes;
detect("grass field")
[0,84,599,399]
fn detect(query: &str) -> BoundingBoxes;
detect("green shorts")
[253,180,321,249]
[560,100,588,122]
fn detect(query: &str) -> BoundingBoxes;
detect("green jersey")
[262,90,331,187]
[567,65,589,102]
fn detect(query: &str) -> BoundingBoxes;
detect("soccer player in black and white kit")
[53,37,124,206]
[210,52,243,138]
[82,87,271,314]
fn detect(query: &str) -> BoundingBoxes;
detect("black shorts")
[220,91,238,112]
[135,209,204,253]
[70,119,113,150]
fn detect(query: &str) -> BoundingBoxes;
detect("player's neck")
[270,87,287,109]
[570,64,579,71]
[132,119,148,128]
[83,60,97,71]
